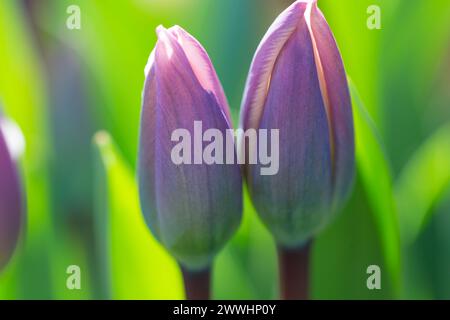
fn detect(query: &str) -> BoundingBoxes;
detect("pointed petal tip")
[240,0,310,131]
[167,25,187,43]
[168,25,182,33]
[156,25,176,45]
[297,0,317,4]
[293,0,316,9]
[296,0,318,15]
[155,25,167,37]
[157,24,184,39]
[156,25,174,47]
[155,25,178,61]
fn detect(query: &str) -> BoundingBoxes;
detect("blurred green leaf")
[40,0,213,167]
[404,194,450,299]
[395,124,450,245]
[349,80,402,296]
[1,0,447,300]
[214,188,277,300]
[0,0,54,299]
[381,0,450,173]
[93,131,184,299]
[319,0,399,125]
[402,195,450,299]
[312,80,401,298]
[313,177,393,298]
[50,234,93,299]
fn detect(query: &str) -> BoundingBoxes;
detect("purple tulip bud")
[240,0,354,246]
[0,116,23,271]
[138,26,242,270]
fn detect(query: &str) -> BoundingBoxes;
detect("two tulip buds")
[138,0,354,299]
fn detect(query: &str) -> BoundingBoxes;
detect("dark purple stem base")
[181,267,211,300]
[278,241,312,300]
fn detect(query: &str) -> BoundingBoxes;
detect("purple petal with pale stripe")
[240,0,354,245]
[168,26,232,125]
[138,26,241,270]
[308,2,355,206]
[240,1,308,131]
[247,13,332,246]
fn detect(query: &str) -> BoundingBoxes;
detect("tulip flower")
[138,25,242,298]
[241,0,354,247]
[240,0,354,298]
[0,116,23,271]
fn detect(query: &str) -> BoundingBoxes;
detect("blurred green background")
[0,0,450,299]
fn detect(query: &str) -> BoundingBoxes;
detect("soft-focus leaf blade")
[313,80,401,298]
[93,132,184,299]
[214,187,277,299]
[350,80,402,296]
[395,124,450,244]
[0,0,53,299]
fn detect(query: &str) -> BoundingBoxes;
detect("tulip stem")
[278,241,312,300]
[181,267,211,300]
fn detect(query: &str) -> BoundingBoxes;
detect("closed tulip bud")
[138,26,242,271]
[240,0,354,247]
[0,116,24,271]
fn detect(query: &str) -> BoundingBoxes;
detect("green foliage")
[0,0,449,299]
[93,132,184,299]
[312,81,401,299]
[214,189,278,299]
[381,0,450,172]
[0,0,53,299]
[396,125,450,245]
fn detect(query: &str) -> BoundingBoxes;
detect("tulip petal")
[249,15,333,246]
[168,26,232,125]
[307,2,355,204]
[138,53,159,238]
[139,27,242,269]
[0,121,22,270]
[240,1,308,131]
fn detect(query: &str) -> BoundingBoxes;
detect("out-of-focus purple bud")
[138,26,242,270]
[240,0,354,246]
[0,116,24,271]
